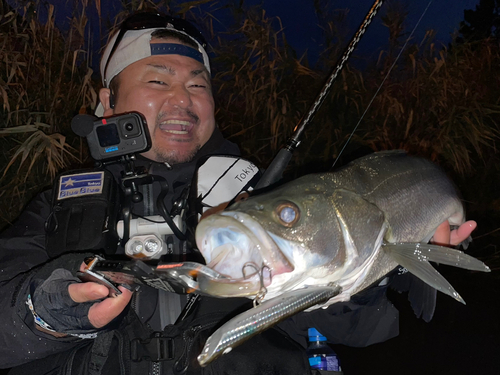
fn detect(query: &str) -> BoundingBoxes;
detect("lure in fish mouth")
[194,151,491,366]
[196,211,294,296]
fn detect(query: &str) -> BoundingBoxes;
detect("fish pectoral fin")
[383,243,489,304]
[385,243,490,271]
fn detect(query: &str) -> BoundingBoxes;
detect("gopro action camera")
[72,112,151,161]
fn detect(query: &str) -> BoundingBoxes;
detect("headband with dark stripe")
[151,43,204,65]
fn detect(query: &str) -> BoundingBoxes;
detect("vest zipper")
[131,290,138,313]
[151,361,161,375]
[132,290,160,375]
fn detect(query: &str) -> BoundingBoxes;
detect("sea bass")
[194,151,490,365]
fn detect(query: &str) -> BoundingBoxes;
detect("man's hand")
[68,282,133,329]
[31,267,133,336]
[432,220,477,246]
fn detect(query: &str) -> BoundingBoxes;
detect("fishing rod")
[331,0,434,170]
[254,0,384,190]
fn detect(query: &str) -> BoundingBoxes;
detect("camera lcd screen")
[96,124,120,147]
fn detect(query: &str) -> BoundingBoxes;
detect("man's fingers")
[88,286,133,328]
[432,220,478,247]
[68,281,109,303]
[79,261,87,272]
[450,220,477,246]
[431,221,451,246]
[68,282,133,329]
[69,283,133,329]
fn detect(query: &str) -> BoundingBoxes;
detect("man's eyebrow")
[147,64,176,75]
[191,69,207,77]
[145,65,208,78]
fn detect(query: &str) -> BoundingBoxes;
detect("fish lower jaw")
[198,271,269,297]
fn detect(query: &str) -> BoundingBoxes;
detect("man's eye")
[150,80,167,85]
[190,84,206,88]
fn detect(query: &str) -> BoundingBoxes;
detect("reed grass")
[0,0,95,225]
[363,36,500,175]
[0,0,498,251]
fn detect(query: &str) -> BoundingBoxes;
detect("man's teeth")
[161,120,191,134]
[165,129,187,134]
[163,120,192,125]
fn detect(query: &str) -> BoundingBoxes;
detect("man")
[0,13,309,374]
[0,11,475,375]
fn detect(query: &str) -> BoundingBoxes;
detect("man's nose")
[165,84,192,109]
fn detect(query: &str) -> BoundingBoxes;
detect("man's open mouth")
[159,119,194,134]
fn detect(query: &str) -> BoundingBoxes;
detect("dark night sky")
[244,0,481,63]
[19,0,481,70]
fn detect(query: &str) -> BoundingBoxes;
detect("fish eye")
[275,202,300,227]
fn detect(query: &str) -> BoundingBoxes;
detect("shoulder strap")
[88,330,115,375]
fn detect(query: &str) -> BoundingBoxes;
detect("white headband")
[95,27,211,116]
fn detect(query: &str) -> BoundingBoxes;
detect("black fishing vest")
[23,295,313,375]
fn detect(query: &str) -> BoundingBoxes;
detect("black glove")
[31,268,99,335]
[28,252,113,335]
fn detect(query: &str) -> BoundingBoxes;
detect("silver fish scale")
[327,151,463,243]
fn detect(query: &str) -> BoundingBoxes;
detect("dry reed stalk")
[0,1,95,227]
[363,37,500,175]
[1,0,499,233]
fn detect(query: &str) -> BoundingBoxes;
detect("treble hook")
[241,263,272,307]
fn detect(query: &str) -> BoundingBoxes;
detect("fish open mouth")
[195,211,294,296]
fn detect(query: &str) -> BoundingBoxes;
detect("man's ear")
[99,88,115,117]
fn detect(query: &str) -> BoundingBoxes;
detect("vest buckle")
[131,332,174,362]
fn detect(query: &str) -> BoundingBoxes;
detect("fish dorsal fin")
[383,243,490,304]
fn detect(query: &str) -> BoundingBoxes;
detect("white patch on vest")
[197,156,259,210]
[57,171,104,200]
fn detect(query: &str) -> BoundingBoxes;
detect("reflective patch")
[57,171,104,200]
[197,156,260,209]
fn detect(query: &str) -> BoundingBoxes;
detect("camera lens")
[118,114,142,138]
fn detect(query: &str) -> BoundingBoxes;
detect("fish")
[194,150,490,365]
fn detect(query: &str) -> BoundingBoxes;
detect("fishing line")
[331,0,434,170]
[255,0,384,189]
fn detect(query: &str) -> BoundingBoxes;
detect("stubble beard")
[151,141,201,165]
[152,109,203,165]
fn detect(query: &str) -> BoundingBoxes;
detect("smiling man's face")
[100,39,215,164]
